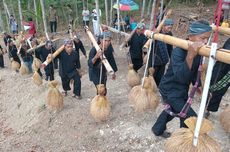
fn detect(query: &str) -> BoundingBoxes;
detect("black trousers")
[152,97,197,136]
[50,21,57,33]
[44,66,54,81]
[0,55,4,68]
[154,65,166,86]
[131,58,143,72]
[61,73,81,96]
[207,61,230,112]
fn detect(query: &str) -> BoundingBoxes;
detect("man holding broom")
[88,31,117,95]
[152,20,212,138]
[126,23,147,71]
[53,39,82,99]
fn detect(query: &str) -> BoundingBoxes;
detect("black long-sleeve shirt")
[9,45,21,64]
[57,49,80,78]
[159,47,201,101]
[88,45,117,85]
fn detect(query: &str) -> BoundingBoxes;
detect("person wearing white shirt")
[82,6,90,27]
[91,7,101,36]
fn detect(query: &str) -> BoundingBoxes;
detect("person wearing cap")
[36,41,56,81]
[205,38,230,118]
[150,19,174,86]
[88,31,117,95]
[152,20,211,138]
[8,39,21,69]
[73,34,87,67]
[55,39,82,99]
[126,23,147,71]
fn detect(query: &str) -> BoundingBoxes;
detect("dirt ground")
[0,5,230,152]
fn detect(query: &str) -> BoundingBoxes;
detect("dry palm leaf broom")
[127,63,140,87]
[128,39,159,112]
[32,67,43,86]
[90,84,111,121]
[220,105,230,133]
[90,34,111,121]
[11,60,20,71]
[46,80,63,110]
[19,60,29,75]
[32,57,42,72]
[165,117,221,152]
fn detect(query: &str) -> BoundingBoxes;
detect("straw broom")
[90,84,111,121]
[19,60,29,75]
[165,117,221,152]
[128,40,159,112]
[46,80,63,111]
[127,63,140,88]
[11,60,20,71]
[90,30,111,122]
[220,105,230,133]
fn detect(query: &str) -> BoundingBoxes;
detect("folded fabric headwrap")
[64,39,73,45]
[164,19,174,26]
[99,31,112,39]
[137,23,145,30]
[189,21,212,35]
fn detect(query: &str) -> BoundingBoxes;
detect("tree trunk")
[105,0,109,25]
[75,0,79,27]
[0,9,5,32]
[149,0,156,30]
[116,0,120,31]
[18,0,23,31]
[110,0,114,26]
[3,0,10,32]
[33,0,38,30]
[95,0,101,35]
[147,0,153,18]
[40,0,49,39]
[10,0,16,18]
[141,0,146,19]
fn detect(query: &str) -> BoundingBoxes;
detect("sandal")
[62,91,67,96]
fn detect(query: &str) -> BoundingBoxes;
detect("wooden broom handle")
[120,19,145,49]
[211,25,230,35]
[27,38,60,53]
[85,27,114,75]
[144,30,230,64]
[42,45,65,66]
[143,9,173,49]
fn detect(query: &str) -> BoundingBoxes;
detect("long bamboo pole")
[141,0,146,19]
[33,0,38,30]
[144,30,230,64]
[40,0,49,40]
[105,0,109,25]
[211,25,230,35]
[85,27,114,74]
[101,24,129,37]
[42,45,65,66]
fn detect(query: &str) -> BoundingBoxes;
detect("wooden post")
[18,0,23,31]
[116,0,120,31]
[141,0,146,19]
[149,0,157,30]
[0,8,5,32]
[95,0,101,35]
[105,0,109,25]
[40,0,49,40]
[147,0,153,18]
[33,0,38,30]
[110,0,114,26]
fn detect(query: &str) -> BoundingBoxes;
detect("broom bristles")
[184,117,213,134]
[127,64,140,87]
[19,63,29,75]
[11,61,20,71]
[32,58,42,71]
[90,95,111,121]
[220,106,230,132]
[33,71,43,86]
[97,84,106,95]
[46,80,63,110]
[165,117,221,152]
